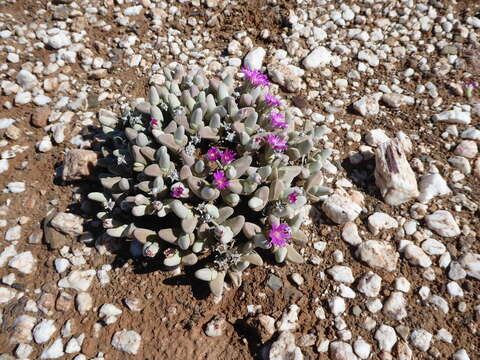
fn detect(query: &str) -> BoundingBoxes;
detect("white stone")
[374,325,397,352]
[269,331,303,360]
[33,319,57,344]
[15,92,32,105]
[58,270,96,292]
[375,139,419,205]
[367,212,398,235]
[8,251,36,274]
[436,328,453,343]
[452,349,470,360]
[421,238,446,255]
[99,303,123,324]
[65,335,82,354]
[428,294,449,314]
[410,329,432,351]
[356,240,398,272]
[381,93,415,108]
[322,194,362,224]
[50,212,84,236]
[243,47,266,70]
[353,338,371,359]
[111,330,141,355]
[327,266,354,283]
[459,253,480,280]
[404,244,432,268]
[33,95,51,106]
[365,129,390,146]
[447,281,464,297]
[16,70,37,90]
[417,173,452,203]
[302,46,332,70]
[395,277,411,292]
[54,258,70,273]
[36,136,53,153]
[5,225,21,241]
[328,296,345,316]
[47,31,72,49]
[425,210,461,237]
[433,108,471,125]
[329,341,357,360]
[366,298,382,313]
[76,292,93,314]
[338,284,356,298]
[7,181,25,193]
[383,292,407,320]
[0,286,17,303]
[277,304,300,332]
[358,49,379,66]
[40,338,64,359]
[357,272,381,297]
[124,5,143,16]
[15,343,33,358]
[341,222,362,245]
[0,159,8,174]
[353,95,380,117]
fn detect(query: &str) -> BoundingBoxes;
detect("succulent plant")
[89,64,332,297]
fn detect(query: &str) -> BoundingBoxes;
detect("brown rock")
[31,107,51,128]
[56,292,74,312]
[62,149,98,181]
[473,157,480,178]
[38,293,55,315]
[89,69,108,80]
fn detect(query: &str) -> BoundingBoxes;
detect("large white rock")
[50,212,84,236]
[16,70,38,90]
[33,319,57,344]
[404,244,432,267]
[383,291,407,320]
[381,93,415,108]
[329,341,358,360]
[302,46,332,70]
[365,129,390,146]
[353,338,371,359]
[357,271,382,297]
[353,94,380,117]
[424,210,461,237]
[243,47,266,70]
[8,251,36,274]
[410,329,432,351]
[433,108,471,125]
[0,286,17,303]
[374,139,419,206]
[327,265,355,283]
[374,324,397,352]
[40,338,64,359]
[367,212,398,235]
[421,238,446,255]
[459,253,480,280]
[111,330,142,355]
[58,270,96,292]
[417,173,451,203]
[322,194,362,224]
[341,222,362,245]
[269,331,303,360]
[47,31,72,49]
[356,240,398,272]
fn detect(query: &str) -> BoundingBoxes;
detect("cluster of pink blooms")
[170,185,185,198]
[264,93,282,107]
[268,223,292,247]
[270,111,288,129]
[242,67,270,87]
[150,118,159,126]
[207,147,236,164]
[287,190,299,204]
[265,134,288,150]
[213,170,230,190]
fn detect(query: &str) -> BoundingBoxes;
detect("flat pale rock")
[459,253,480,280]
[50,212,84,236]
[424,210,460,237]
[62,149,98,181]
[111,330,141,355]
[58,270,96,292]
[356,240,398,272]
[322,194,362,224]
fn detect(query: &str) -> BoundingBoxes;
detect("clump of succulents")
[89,64,332,297]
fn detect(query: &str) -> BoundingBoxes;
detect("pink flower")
[220,150,236,164]
[242,67,270,87]
[150,118,159,126]
[270,112,287,129]
[266,134,288,150]
[170,186,184,198]
[264,93,282,107]
[287,190,299,204]
[268,223,291,247]
[213,170,230,190]
[464,80,479,89]
[207,147,221,161]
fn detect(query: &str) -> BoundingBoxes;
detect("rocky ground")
[0,0,479,359]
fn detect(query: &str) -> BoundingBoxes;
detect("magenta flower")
[150,118,159,126]
[266,134,288,150]
[207,147,221,161]
[220,150,236,164]
[268,223,291,247]
[464,80,479,89]
[170,185,184,198]
[264,93,282,107]
[242,67,270,87]
[270,112,288,129]
[287,190,299,204]
[213,170,230,190]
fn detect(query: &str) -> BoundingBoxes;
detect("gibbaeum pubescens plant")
[89,64,332,297]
